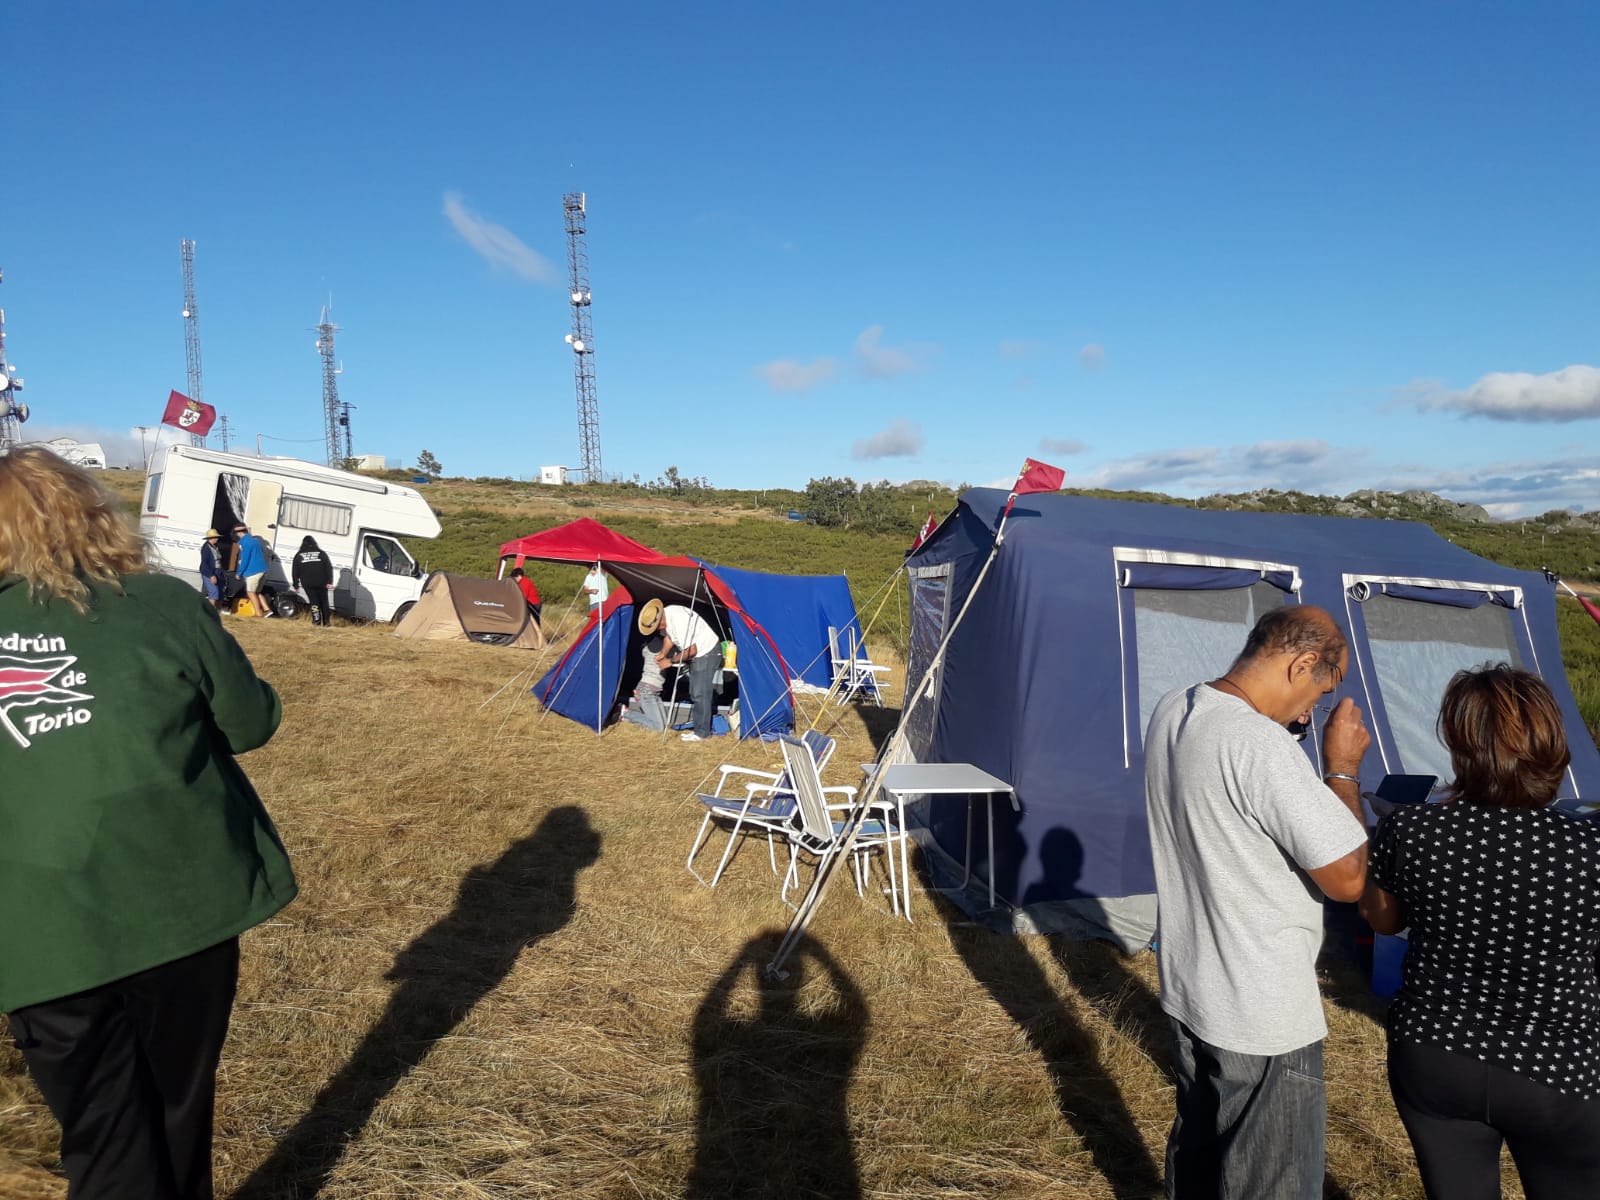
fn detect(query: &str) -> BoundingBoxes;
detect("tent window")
[1360,592,1523,781]
[1131,582,1287,745]
[904,566,952,759]
[280,494,353,537]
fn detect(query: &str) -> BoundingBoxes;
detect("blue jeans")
[620,690,667,732]
[1166,1017,1325,1200]
[688,647,724,737]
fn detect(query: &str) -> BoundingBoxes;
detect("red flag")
[1013,457,1065,495]
[910,511,939,552]
[161,389,216,437]
[1578,594,1600,629]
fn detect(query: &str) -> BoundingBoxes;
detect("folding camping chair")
[687,730,836,888]
[777,734,904,913]
[826,625,891,706]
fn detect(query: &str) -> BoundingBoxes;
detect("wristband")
[1323,772,1361,785]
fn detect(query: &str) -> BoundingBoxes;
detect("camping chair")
[826,625,892,706]
[687,730,836,888]
[777,734,904,914]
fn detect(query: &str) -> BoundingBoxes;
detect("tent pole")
[596,562,604,737]
[769,496,1021,977]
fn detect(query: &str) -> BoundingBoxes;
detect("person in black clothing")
[1361,665,1600,1200]
[291,536,336,627]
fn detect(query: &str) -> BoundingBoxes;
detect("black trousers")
[7,938,240,1200]
[309,586,332,626]
[1389,1038,1600,1200]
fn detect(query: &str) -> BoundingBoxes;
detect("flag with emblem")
[161,389,217,437]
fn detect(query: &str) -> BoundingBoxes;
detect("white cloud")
[442,192,556,283]
[1076,439,1351,493]
[854,326,931,379]
[754,357,839,393]
[1079,343,1107,371]
[1039,437,1087,456]
[21,423,192,469]
[1371,455,1600,517]
[1411,364,1600,423]
[851,418,926,461]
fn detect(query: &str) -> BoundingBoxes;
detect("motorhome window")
[1361,592,1524,782]
[280,495,353,537]
[362,535,415,577]
[144,473,162,513]
[219,473,250,522]
[1131,582,1287,745]
[904,565,953,760]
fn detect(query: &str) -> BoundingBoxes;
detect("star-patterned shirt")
[1371,800,1600,1098]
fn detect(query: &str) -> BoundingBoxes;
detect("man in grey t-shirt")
[1144,605,1370,1199]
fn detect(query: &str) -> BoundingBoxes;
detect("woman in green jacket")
[0,448,297,1200]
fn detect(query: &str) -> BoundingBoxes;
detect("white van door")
[351,532,424,621]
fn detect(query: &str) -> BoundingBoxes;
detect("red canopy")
[500,517,663,565]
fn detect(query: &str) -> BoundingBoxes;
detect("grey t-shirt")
[1144,683,1367,1055]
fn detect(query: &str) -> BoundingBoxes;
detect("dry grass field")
[0,602,1530,1200]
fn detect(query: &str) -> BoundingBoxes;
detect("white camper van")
[140,445,442,622]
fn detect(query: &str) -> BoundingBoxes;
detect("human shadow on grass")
[233,805,602,1200]
[686,931,866,1200]
[936,887,1163,1199]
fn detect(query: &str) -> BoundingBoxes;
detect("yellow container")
[723,640,738,670]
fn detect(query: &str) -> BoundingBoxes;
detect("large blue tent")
[902,488,1600,947]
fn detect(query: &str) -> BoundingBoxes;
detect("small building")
[538,465,569,485]
[353,454,387,471]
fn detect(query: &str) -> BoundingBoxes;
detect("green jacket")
[0,572,297,1012]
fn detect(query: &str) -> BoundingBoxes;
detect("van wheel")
[270,592,303,620]
[391,601,416,624]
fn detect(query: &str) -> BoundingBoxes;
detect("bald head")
[1232,605,1346,683]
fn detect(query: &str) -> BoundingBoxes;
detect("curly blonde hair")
[0,448,149,610]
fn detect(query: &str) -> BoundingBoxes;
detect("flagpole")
[768,491,1024,976]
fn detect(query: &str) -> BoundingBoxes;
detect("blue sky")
[4,2,1598,515]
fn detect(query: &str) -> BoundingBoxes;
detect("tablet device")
[1376,774,1438,806]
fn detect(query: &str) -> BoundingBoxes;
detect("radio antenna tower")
[0,268,31,454]
[179,240,207,447]
[563,192,602,482]
[315,304,343,467]
[338,400,356,462]
[215,414,233,452]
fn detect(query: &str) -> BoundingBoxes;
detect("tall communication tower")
[179,240,207,447]
[215,414,233,452]
[563,192,602,481]
[0,268,31,454]
[315,305,342,467]
[339,400,356,462]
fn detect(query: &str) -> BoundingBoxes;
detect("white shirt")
[1144,683,1367,1054]
[583,568,608,607]
[662,605,720,659]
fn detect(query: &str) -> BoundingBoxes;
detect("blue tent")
[694,561,866,689]
[903,488,1600,947]
[535,589,636,732]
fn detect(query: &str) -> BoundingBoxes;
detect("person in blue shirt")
[231,523,273,617]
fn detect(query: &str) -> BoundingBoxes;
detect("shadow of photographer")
[233,804,601,1199]
[687,930,867,1200]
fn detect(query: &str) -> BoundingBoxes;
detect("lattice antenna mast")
[339,400,356,462]
[563,192,602,481]
[0,267,30,454]
[316,305,343,467]
[215,414,233,452]
[179,240,206,446]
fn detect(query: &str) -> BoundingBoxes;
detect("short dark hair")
[1233,606,1346,679]
[510,567,525,578]
[1439,664,1570,809]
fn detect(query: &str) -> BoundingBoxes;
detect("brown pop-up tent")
[393,572,545,649]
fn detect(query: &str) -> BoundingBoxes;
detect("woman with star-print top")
[1361,664,1600,1200]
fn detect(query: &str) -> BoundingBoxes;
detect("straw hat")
[637,598,664,635]
[203,528,220,539]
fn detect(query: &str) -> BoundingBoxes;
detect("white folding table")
[869,762,1017,921]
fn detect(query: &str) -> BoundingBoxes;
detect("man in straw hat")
[638,598,725,742]
[199,529,224,610]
